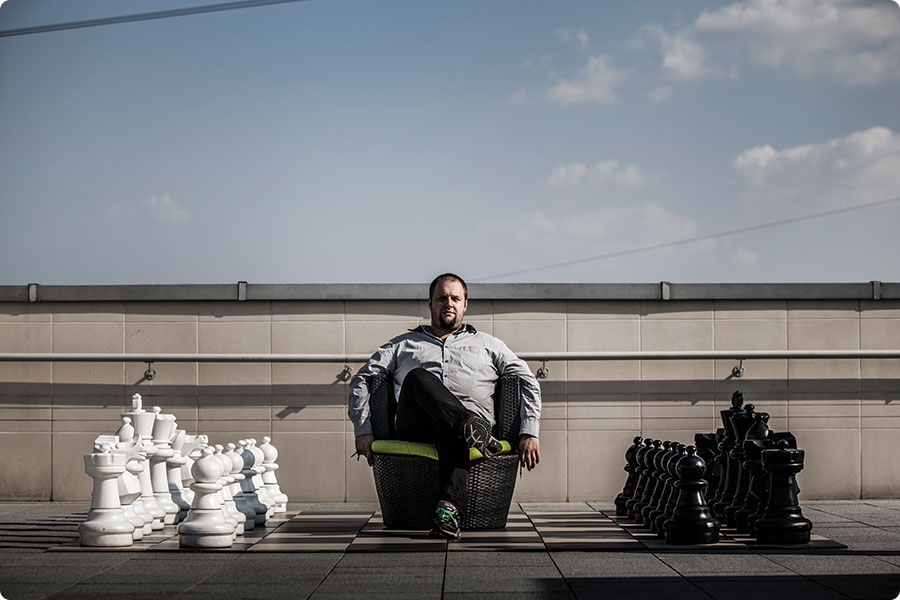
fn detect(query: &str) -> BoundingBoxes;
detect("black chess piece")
[657,443,687,537]
[632,439,662,523]
[663,446,721,544]
[712,391,746,519]
[647,441,678,531]
[754,439,812,544]
[748,431,796,537]
[724,403,756,528]
[735,412,770,533]
[706,428,726,506]
[642,441,674,527]
[615,436,643,516]
[694,431,721,494]
[626,438,654,520]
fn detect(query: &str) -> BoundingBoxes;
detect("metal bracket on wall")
[337,365,353,382]
[144,362,156,381]
[732,358,744,378]
[536,360,550,379]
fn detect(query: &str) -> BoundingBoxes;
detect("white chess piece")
[167,429,191,523]
[110,418,147,540]
[150,407,180,525]
[248,439,274,518]
[224,443,256,530]
[213,444,242,537]
[238,440,267,526]
[178,447,234,548]
[123,394,165,530]
[79,443,135,547]
[179,434,209,506]
[259,436,289,513]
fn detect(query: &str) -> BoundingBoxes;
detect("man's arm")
[348,341,397,466]
[492,338,542,469]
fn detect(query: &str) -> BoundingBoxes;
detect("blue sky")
[1,0,899,284]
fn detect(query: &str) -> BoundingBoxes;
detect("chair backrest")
[366,372,522,445]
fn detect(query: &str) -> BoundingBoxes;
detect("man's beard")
[438,313,460,330]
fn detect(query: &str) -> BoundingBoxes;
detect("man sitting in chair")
[348,273,542,539]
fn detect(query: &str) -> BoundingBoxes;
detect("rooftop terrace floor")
[2,500,899,599]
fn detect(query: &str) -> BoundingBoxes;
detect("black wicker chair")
[367,372,522,530]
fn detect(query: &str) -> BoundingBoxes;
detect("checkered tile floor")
[30,504,845,553]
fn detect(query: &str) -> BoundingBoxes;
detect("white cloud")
[733,125,900,204]
[546,55,627,104]
[147,194,189,222]
[554,27,590,50]
[645,25,735,82]
[650,0,900,86]
[497,202,696,253]
[548,160,644,188]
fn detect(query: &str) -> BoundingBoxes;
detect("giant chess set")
[79,393,289,548]
[614,391,814,546]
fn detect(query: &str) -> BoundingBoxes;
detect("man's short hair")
[429,273,468,300]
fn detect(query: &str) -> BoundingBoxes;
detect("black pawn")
[626,439,654,521]
[632,439,662,523]
[664,446,721,545]
[654,443,686,536]
[642,441,674,528]
[615,436,643,516]
[755,439,812,544]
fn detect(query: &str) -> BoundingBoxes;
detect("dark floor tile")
[176,582,319,600]
[567,577,708,600]
[314,566,443,593]
[688,575,848,600]
[443,566,569,593]
[446,551,554,567]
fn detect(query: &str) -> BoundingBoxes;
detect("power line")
[0,0,309,38]
[472,194,900,281]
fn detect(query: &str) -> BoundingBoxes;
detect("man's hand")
[355,434,375,466]
[519,435,540,471]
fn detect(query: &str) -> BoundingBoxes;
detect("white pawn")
[224,443,256,530]
[248,439,274,518]
[213,444,242,537]
[178,447,234,548]
[238,440,267,526]
[259,437,288,513]
[79,444,135,547]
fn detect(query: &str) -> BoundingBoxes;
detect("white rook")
[79,444,135,547]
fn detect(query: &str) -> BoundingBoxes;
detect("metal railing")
[2,350,899,380]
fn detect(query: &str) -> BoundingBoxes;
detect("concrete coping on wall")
[0,281,897,302]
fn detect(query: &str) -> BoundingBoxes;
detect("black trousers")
[396,368,473,515]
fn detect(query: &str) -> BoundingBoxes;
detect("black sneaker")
[461,414,503,459]
[429,500,461,539]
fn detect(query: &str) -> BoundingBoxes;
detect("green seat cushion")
[372,439,513,461]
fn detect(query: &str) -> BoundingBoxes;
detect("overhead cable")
[0,0,308,38]
[473,194,900,281]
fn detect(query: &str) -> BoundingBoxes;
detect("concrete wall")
[1,282,898,502]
